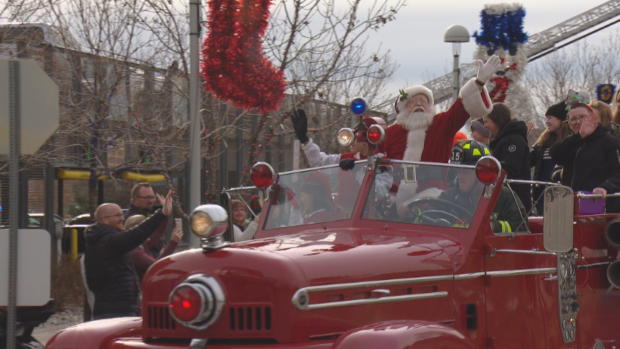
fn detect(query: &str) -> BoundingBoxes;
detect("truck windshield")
[263,162,368,229]
[361,161,484,229]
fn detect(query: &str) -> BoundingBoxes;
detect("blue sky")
[364,0,617,94]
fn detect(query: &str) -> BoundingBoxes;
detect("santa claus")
[381,55,501,218]
[379,54,500,163]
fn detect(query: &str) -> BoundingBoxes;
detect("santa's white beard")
[396,109,436,131]
[396,109,436,162]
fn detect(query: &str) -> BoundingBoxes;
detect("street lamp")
[444,25,470,102]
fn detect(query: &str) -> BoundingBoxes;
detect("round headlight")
[190,205,228,238]
[337,128,355,147]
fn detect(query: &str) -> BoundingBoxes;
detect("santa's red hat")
[394,85,434,114]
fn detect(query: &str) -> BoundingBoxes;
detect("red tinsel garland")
[489,76,509,103]
[488,62,518,103]
[202,0,286,113]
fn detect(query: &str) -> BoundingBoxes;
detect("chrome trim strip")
[221,186,257,193]
[578,262,611,269]
[298,275,454,293]
[486,267,556,278]
[304,292,448,310]
[189,339,208,348]
[292,267,561,310]
[454,272,485,280]
[379,159,472,169]
[577,192,620,199]
[505,179,563,187]
[492,248,558,256]
[278,161,368,175]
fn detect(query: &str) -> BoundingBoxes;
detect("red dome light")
[169,285,203,323]
[251,162,275,189]
[367,125,384,145]
[475,156,501,185]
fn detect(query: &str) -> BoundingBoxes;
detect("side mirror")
[543,186,574,253]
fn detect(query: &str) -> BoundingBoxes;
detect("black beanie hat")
[546,101,568,121]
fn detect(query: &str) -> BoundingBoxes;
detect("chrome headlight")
[337,128,355,147]
[190,204,228,238]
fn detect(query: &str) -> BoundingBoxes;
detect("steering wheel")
[407,197,474,226]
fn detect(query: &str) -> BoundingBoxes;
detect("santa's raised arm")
[379,55,501,163]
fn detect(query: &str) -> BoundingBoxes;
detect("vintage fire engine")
[46,124,620,349]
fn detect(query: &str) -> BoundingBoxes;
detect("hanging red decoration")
[488,62,518,103]
[202,0,286,113]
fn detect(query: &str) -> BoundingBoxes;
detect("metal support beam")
[188,0,202,247]
[44,163,56,260]
[7,59,21,349]
[57,179,63,217]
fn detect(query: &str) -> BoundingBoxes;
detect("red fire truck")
[46,147,620,348]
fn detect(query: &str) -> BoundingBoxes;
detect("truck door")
[482,227,555,348]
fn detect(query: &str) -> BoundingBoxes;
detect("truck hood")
[142,228,462,343]
[238,228,460,283]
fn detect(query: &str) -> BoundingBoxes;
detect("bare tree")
[0,0,43,23]
[2,0,405,212]
[267,0,404,111]
[524,29,620,127]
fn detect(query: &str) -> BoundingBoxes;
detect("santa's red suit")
[380,78,493,218]
[379,78,492,163]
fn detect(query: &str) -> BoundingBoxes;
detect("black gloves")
[291,109,309,144]
[339,158,356,171]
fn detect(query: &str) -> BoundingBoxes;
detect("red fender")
[332,320,476,349]
[45,317,142,349]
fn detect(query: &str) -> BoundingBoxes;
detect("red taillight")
[169,285,202,322]
[366,125,384,144]
[251,162,275,189]
[475,156,501,185]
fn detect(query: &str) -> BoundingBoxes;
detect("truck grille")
[147,306,177,330]
[229,306,271,331]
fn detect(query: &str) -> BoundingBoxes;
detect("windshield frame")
[261,161,369,230]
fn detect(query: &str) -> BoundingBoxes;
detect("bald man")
[84,192,173,320]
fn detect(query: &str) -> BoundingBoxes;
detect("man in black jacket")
[85,191,173,320]
[551,102,620,212]
[125,183,167,258]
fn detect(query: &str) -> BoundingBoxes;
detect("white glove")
[475,54,501,84]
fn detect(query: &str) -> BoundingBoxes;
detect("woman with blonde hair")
[231,200,258,241]
[591,100,620,137]
[530,101,572,214]
[611,89,620,124]
[124,215,183,282]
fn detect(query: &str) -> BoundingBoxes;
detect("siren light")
[366,124,385,145]
[475,156,501,185]
[350,97,368,116]
[250,162,275,189]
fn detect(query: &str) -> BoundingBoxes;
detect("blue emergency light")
[350,97,368,116]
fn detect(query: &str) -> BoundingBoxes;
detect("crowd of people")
[82,183,184,320]
[81,183,263,321]
[290,58,620,221]
[80,54,620,321]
